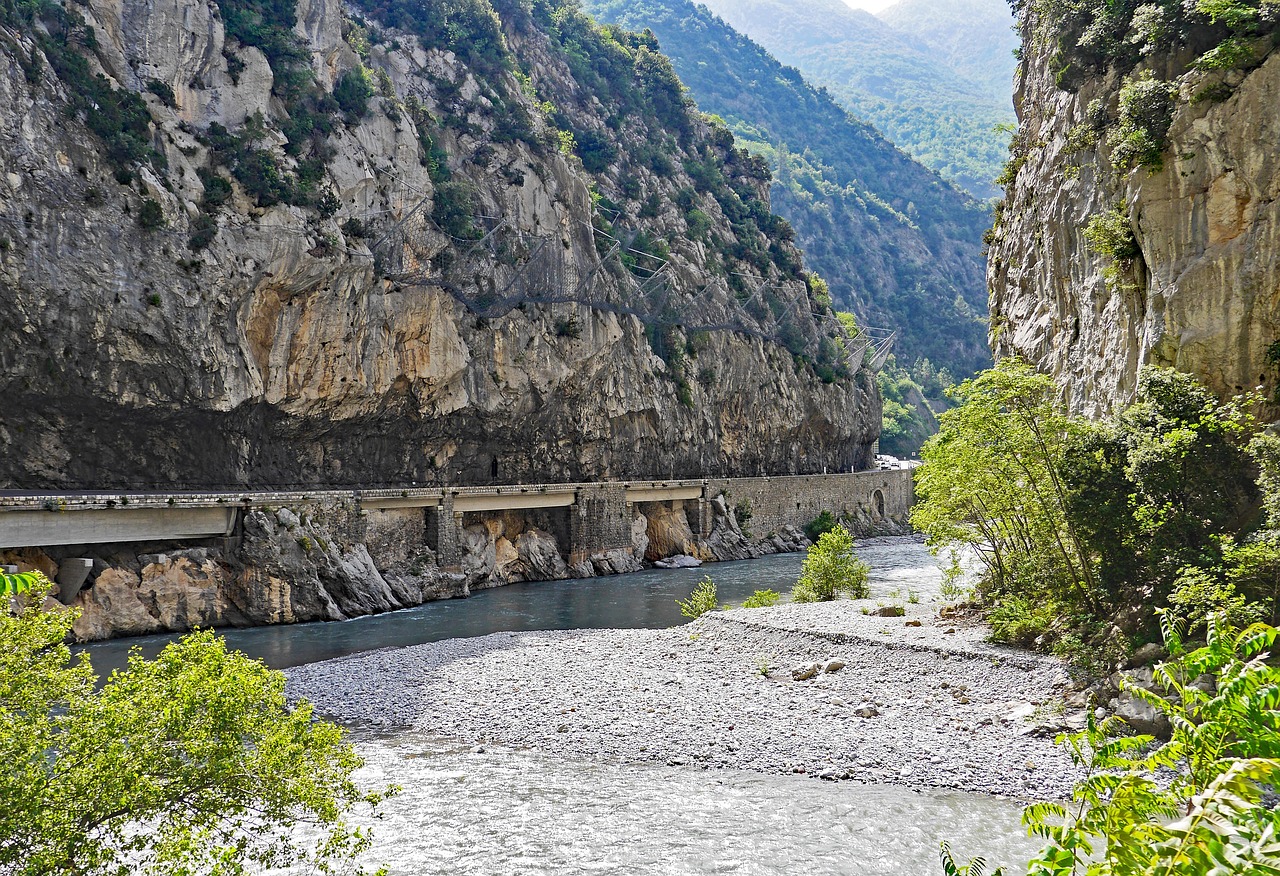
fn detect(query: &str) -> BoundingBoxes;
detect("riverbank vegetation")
[921,358,1280,873]
[913,358,1277,669]
[950,615,1280,875]
[0,574,389,876]
[793,524,870,602]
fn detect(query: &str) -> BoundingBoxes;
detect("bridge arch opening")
[872,489,886,520]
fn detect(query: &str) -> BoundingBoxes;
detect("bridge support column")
[428,495,465,569]
[568,484,631,565]
[691,496,710,539]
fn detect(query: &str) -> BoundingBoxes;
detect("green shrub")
[431,179,481,239]
[1083,206,1139,260]
[1110,72,1177,171]
[741,589,780,608]
[684,207,712,239]
[333,68,374,125]
[1168,566,1262,635]
[676,576,720,618]
[792,524,870,602]
[145,78,176,107]
[0,579,391,875]
[138,198,165,229]
[986,594,1056,646]
[197,168,233,209]
[188,213,217,251]
[1003,619,1280,875]
[803,510,836,542]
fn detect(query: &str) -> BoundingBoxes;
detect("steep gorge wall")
[0,0,877,489]
[988,3,1280,415]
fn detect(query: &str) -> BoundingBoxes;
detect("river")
[86,538,1047,875]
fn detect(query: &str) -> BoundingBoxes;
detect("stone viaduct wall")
[0,470,915,641]
[706,470,914,539]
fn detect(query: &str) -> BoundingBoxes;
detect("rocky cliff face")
[0,0,877,489]
[988,3,1279,415]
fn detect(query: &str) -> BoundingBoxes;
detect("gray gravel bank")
[287,596,1084,800]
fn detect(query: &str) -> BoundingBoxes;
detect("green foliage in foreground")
[793,524,870,603]
[677,576,720,618]
[913,359,1271,659]
[0,568,41,598]
[741,588,781,608]
[1,578,390,876]
[947,616,1280,875]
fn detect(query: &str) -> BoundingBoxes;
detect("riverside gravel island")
[288,542,1086,802]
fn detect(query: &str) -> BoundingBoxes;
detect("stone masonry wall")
[707,470,914,538]
[2,471,916,640]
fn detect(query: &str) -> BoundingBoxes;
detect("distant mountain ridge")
[585,0,992,378]
[699,0,1016,199]
[876,0,1019,105]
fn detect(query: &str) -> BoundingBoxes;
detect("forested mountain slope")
[698,0,1015,199]
[586,0,992,380]
[0,0,878,488]
[876,0,1018,105]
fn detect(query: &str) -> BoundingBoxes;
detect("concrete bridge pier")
[568,484,633,567]
[427,495,464,569]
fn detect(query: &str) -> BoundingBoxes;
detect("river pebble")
[288,598,1083,800]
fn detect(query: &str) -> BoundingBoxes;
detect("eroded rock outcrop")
[989,6,1280,414]
[0,0,879,490]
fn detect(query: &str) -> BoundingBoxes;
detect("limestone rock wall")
[988,11,1280,415]
[0,0,878,489]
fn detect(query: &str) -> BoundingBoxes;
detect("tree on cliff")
[0,575,391,876]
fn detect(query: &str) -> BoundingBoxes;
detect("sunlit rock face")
[0,0,879,490]
[988,10,1280,416]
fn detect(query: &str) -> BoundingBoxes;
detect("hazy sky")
[842,0,897,11]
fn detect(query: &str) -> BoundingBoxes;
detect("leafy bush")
[741,589,781,608]
[1083,206,1139,260]
[187,213,217,251]
[144,78,176,107]
[793,524,870,602]
[1024,617,1280,874]
[431,179,482,239]
[1110,71,1177,170]
[334,67,374,125]
[916,360,1262,654]
[137,198,165,229]
[803,510,836,542]
[987,594,1056,646]
[948,616,1280,875]
[1168,565,1263,634]
[0,579,391,876]
[676,576,720,618]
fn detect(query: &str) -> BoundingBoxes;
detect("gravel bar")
[287,597,1084,800]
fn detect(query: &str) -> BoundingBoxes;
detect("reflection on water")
[268,735,1042,876]
[81,551,809,674]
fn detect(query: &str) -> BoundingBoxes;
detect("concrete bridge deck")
[0,472,914,552]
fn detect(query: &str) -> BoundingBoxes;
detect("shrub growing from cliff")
[1111,71,1178,170]
[0,578,391,876]
[793,524,870,602]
